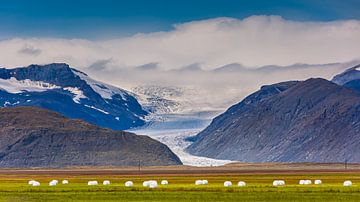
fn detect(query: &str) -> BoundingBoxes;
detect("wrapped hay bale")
[103,180,111,185]
[343,181,352,187]
[314,180,322,185]
[202,180,208,185]
[273,180,285,186]
[62,180,69,185]
[143,181,150,187]
[125,181,134,187]
[32,181,40,186]
[299,180,311,185]
[28,180,36,185]
[224,181,232,187]
[237,181,246,186]
[161,180,168,185]
[148,180,158,188]
[195,180,204,185]
[87,181,98,186]
[49,180,58,186]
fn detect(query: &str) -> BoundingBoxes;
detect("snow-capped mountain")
[332,64,360,92]
[0,63,147,130]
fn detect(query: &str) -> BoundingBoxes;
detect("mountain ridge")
[187,78,360,162]
[0,106,182,167]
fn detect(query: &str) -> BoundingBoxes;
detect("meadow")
[0,169,359,202]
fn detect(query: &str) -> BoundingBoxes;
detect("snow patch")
[0,77,60,93]
[63,87,87,104]
[72,70,129,100]
[84,104,110,114]
[356,66,360,71]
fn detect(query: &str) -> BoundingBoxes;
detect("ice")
[131,125,234,167]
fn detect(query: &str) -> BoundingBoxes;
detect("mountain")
[187,78,360,162]
[0,63,147,130]
[0,106,182,167]
[332,64,360,92]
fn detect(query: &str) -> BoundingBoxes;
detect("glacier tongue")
[130,111,235,167]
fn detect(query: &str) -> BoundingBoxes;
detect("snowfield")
[0,77,60,93]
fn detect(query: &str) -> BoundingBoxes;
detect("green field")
[0,172,359,202]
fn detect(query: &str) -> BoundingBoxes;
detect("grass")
[0,173,359,201]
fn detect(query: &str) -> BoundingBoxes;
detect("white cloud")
[0,15,359,70]
[0,15,359,110]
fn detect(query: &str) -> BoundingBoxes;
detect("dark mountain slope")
[0,106,181,167]
[187,78,360,162]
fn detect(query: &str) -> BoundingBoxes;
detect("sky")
[0,0,359,39]
[0,0,359,109]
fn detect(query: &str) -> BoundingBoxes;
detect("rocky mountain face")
[187,78,360,163]
[332,64,360,92]
[0,106,181,167]
[0,63,147,130]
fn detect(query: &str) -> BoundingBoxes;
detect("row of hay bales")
[28,179,68,187]
[28,179,354,187]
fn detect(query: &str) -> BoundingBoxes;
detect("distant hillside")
[0,63,147,130]
[0,106,181,167]
[187,78,360,162]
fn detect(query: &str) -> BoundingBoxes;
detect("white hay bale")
[125,181,134,187]
[202,180,208,185]
[143,181,150,187]
[224,181,232,187]
[28,180,36,185]
[49,180,58,186]
[62,180,69,185]
[273,180,285,186]
[299,180,312,185]
[343,180,352,187]
[148,180,158,188]
[161,180,168,185]
[237,181,246,186]
[143,180,157,188]
[32,181,40,186]
[195,180,204,185]
[87,181,98,186]
[314,180,322,185]
[103,180,110,185]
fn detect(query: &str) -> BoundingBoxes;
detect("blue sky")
[0,0,359,39]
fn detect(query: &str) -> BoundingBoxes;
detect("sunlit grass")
[0,173,359,201]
